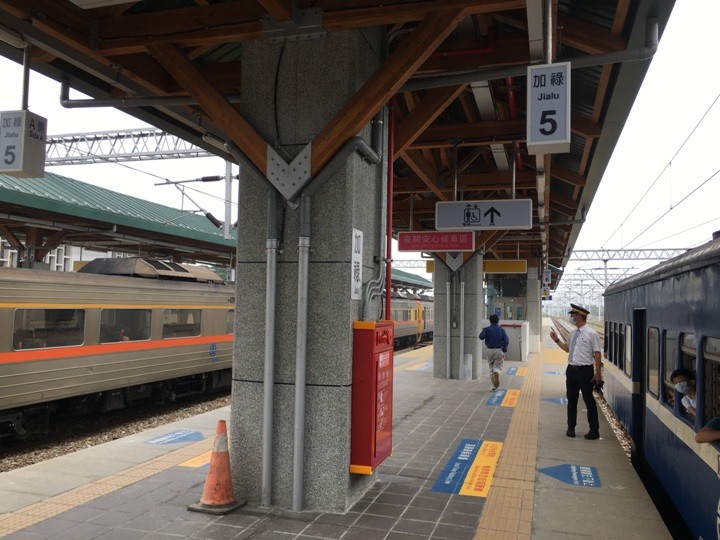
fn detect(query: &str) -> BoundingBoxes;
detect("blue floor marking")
[432,438,482,494]
[486,389,506,406]
[538,464,601,487]
[543,397,568,405]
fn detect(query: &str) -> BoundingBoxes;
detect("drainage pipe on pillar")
[292,194,312,512]
[459,268,465,379]
[261,190,280,508]
[223,142,283,509]
[291,136,380,512]
[385,101,395,321]
[363,106,390,321]
[446,281,451,379]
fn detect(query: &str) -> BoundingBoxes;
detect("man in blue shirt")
[479,314,509,391]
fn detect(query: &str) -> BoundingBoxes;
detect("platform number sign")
[527,63,570,155]
[0,110,47,178]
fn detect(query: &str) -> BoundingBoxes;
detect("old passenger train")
[603,236,720,540]
[0,258,434,439]
[0,258,235,439]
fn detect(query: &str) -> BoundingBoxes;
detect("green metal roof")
[0,172,235,247]
[391,268,433,290]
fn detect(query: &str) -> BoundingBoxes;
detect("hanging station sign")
[0,110,47,178]
[526,62,570,155]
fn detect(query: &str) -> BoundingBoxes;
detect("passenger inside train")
[695,416,720,444]
[670,368,697,420]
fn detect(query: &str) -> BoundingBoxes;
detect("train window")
[680,333,697,373]
[226,310,234,334]
[162,309,202,338]
[100,309,151,343]
[662,331,677,408]
[703,338,720,425]
[607,322,614,363]
[624,326,632,377]
[13,309,85,349]
[604,321,609,359]
[618,325,625,372]
[613,323,620,366]
[647,327,660,398]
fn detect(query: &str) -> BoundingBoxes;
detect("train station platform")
[0,320,670,539]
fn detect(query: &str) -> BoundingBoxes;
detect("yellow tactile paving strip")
[474,351,543,540]
[0,437,214,537]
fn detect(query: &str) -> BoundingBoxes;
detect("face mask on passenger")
[674,381,688,394]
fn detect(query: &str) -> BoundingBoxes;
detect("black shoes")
[566,428,575,438]
[584,430,600,440]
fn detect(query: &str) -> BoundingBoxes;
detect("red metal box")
[350,321,393,474]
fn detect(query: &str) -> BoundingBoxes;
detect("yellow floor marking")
[501,389,520,407]
[180,451,212,468]
[408,362,429,371]
[475,351,543,539]
[543,349,568,364]
[0,437,214,537]
[394,359,427,373]
[517,367,527,376]
[459,441,503,497]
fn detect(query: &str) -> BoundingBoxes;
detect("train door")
[633,308,647,458]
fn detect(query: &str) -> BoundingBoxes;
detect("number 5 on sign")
[526,62,570,156]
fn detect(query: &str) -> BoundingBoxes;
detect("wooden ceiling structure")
[0,0,675,280]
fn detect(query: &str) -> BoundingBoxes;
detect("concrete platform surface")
[0,321,670,539]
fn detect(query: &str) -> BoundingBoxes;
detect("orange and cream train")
[0,258,234,439]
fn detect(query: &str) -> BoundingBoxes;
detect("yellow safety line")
[0,438,214,537]
[474,352,541,539]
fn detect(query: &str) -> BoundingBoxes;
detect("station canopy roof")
[0,173,236,266]
[0,1,676,287]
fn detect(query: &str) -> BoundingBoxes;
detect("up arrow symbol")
[484,207,501,225]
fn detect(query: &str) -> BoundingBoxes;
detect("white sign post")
[0,110,47,178]
[350,228,363,300]
[526,62,570,155]
[435,199,532,230]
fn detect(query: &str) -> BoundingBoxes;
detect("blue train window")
[618,324,625,372]
[677,334,697,421]
[662,331,677,408]
[647,327,660,398]
[623,326,632,377]
[702,337,720,426]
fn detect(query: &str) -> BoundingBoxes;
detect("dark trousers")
[566,365,599,431]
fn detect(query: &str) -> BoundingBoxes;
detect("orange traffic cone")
[187,420,245,515]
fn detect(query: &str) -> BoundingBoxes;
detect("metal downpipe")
[292,194,312,512]
[385,100,395,321]
[459,269,465,378]
[446,281,451,379]
[262,190,280,507]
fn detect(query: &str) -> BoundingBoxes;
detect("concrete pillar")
[526,267,541,352]
[230,29,384,512]
[432,253,484,380]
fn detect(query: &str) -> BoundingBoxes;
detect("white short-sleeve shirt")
[568,325,602,366]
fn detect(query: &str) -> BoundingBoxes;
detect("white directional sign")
[527,62,570,155]
[0,110,47,178]
[350,228,363,300]
[435,199,532,230]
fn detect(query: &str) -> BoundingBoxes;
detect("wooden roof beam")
[311,8,468,175]
[146,43,268,172]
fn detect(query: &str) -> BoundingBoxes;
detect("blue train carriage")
[603,237,720,539]
[0,258,235,439]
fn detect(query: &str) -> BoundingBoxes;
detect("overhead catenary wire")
[47,139,238,209]
[624,167,720,248]
[601,90,720,248]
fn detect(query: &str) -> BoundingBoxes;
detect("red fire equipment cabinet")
[350,321,393,474]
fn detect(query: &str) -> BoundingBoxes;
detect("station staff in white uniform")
[549,304,602,440]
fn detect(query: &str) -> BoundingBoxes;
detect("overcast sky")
[1,0,718,294]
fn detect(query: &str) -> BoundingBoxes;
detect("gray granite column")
[230,29,384,512]
[432,253,483,380]
[526,267,541,352]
